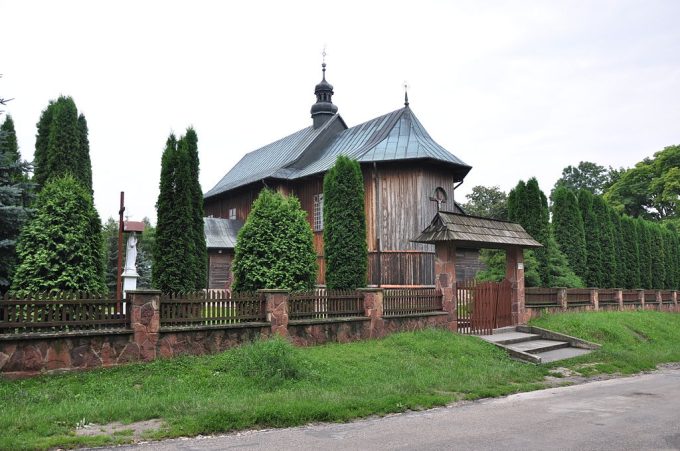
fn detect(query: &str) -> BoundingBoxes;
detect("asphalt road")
[108,368,680,451]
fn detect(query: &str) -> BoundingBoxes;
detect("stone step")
[535,347,593,363]
[478,332,542,345]
[506,339,570,354]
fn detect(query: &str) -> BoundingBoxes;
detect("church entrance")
[456,279,512,335]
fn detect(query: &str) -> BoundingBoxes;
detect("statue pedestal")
[122,269,139,299]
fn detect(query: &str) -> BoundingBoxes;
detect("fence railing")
[159,291,265,327]
[0,292,128,334]
[661,291,674,304]
[383,288,443,316]
[622,290,642,305]
[525,287,560,308]
[598,289,618,306]
[566,288,591,307]
[288,289,364,320]
[644,290,658,304]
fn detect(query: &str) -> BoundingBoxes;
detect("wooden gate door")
[456,279,512,335]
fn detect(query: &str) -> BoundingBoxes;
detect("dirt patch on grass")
[75,419,164,440]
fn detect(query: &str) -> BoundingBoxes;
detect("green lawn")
[2,311,680,449]
[530,310,680,375]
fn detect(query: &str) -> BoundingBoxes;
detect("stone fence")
[0,288,456,378]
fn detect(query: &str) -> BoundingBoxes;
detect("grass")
[2,310,680,449]
[531,310,680,375]
[0,329,547,450]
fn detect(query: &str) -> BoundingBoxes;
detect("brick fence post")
[616,289,623,311]
[558,288,568,311]
[260,289,289,337]
[359,288,384,338]
[638,289,645,308]
[434,242,458,331]
[590,288,599,311]
[656,290,662,309]
[128,290,161,362]
[673,291,678,306]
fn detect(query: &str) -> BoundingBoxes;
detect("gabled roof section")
[204,217,243,249]
[412,211,543,249]
[205,107,471,199]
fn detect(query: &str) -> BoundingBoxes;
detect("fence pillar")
[359,288,384,338]
[557,288,568,311]
[638,289,645,308]
[261,289,289,337]
[129,290,161,362]
[590,288,599,311]
[434,242,457,332]
[656,290,663,308]
[616,289,623,311]
[673,291,678,306]
[505,246,525,326]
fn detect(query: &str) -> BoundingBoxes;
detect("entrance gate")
[456,279,512,335]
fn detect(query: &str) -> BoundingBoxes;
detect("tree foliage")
[11,175,105,294]
[33,97,93,192]
[604,145,680,221]
[182,128,207,289]
[232,189,317,292]
[323,156,367,289]
[461,185,508,219]
[591,195,617,287]
[0,116,33,293]
[553,161,620,196]
[551,186,587,282]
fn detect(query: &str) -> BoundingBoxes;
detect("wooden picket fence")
[383,288,443,316]
[288,289,364,320]
[159,291,266,327]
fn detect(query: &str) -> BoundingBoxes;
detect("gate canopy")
[412,211,542,250]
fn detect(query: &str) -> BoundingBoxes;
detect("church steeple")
[310,59,338,128]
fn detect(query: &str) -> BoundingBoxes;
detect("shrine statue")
[125,233,138,272]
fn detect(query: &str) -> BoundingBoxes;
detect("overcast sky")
[2,0,679,223]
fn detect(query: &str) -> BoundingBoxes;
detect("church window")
[313,194,324,231]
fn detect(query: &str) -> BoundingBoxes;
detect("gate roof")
[412,211,543,249]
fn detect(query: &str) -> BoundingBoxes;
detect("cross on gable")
[429,187,448,211]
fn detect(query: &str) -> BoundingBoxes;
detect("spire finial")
[322,46,327,80]
[404,81,410,107]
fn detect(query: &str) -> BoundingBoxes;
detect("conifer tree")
[0,115,19,162]
[551,187,587,281]
[11,175,105,294]
[153,134,196,292]
[76,114,93,192]
[649,223,666,289]
[620,216,640,289]
[323,156,367,289]
[33,101,55,188]
[610,210,625,288]
[181,128,207,289]
[591,196,617,287]
[578,190,602,287]
[232,189,317,292]
[635,219,652,289]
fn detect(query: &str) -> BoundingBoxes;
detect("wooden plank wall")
[208,252,233,290]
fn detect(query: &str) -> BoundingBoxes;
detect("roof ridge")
[346,107,407,159]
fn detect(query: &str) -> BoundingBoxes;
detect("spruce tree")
[323,156,367,289]
[578,190,602,287]
[153,134,196,292]
[0,116,32,293]
[232,189,317,292]
[181,128,207,289]
[591,196,617,287]
[11,175,105,294]
[551,187,587,281]
[620,216,640,289]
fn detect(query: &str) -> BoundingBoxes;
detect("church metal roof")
[412,212,543,249]
[205,106,471,199]
[204,217,243,249]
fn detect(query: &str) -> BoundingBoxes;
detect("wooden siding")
[368,251,435,286]
[208,252,233,290]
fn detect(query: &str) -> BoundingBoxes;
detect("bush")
[232,189,317,291]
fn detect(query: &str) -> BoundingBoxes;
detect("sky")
[2,0,679,224]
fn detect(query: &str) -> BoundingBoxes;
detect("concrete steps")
[477,326,601,364]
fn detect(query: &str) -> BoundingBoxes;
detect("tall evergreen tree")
[323,156,367,289]
[591,196,617,287]
[153,134,196,292]
[620,216,640,289]
[609,210,625,288]
[0,116,32,293]
[11,175,105,294]
[649,223,666,289]
[551,187,587,281]
[578,190,602,287]
[33,97,92,191]
[635,219,653,289]
[232,189,317,292]
[507,180,527,224]
[181,128,207,289]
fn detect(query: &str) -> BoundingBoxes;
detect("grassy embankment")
[1,310,679,449]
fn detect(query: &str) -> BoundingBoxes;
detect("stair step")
[506,339,570,354]
[478,332,542,345]
[535,347,593,363]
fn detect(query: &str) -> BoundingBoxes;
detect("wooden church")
[203,63,483,289]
